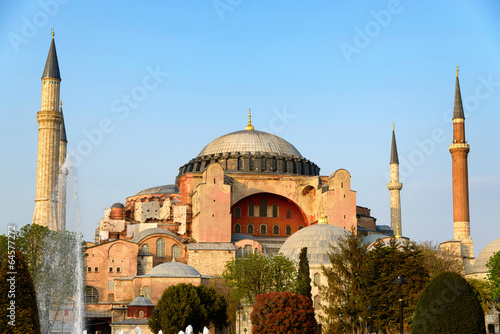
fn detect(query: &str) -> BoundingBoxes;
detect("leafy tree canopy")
[250,291,316,334]
[223,252,296,304]
[149,283,228,334]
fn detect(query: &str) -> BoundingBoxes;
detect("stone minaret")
[32,31,62,230]
[387,124,403,237]
[57,101,68,230]
[449,68,473,265]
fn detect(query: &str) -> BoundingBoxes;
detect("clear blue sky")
[1,1,499,257]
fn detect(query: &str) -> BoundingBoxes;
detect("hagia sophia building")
[32,34,498,333]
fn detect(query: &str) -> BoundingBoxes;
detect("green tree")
[487,250,500,301]
[0,224,84,334]
[467,277,492,314]
[412,272,486,334]
[250,291,316,334]
[296,247,312,302]
[149,283,228,334]
[0,251,41,334]
[320,227,368,334]
[361,238,429,333]
[223,252,296,304]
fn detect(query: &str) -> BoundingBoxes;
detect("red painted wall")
[231,193,307,237]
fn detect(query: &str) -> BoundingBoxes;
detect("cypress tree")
[296,247,312,301]
[0,251,41,334]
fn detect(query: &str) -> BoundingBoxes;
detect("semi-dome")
[279,224,350,265]
[197,130,302,158]
[473,238,500,273]
[135,184,179,196]
[144,262,201,277]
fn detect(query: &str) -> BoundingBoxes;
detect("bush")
[412,271,485,334]
[251,291,316,334]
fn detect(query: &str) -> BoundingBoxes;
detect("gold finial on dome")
[395,224,401,238]
[140,287,144,296]
[52,27,54,38]
[245,108,255,131]
[318,204,328,224]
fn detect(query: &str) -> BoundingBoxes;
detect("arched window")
[195,162,201,171]
[248,203,254,217]
[271,159,277,171]
[84,286,99,304]
[235,207,242,218]
[249,157,255,170]
[286,209,291,219]
[260,224,267,235]
[172,244,180,259]
[298,225,304,230]
[285,225,292,236]
[283,159,287,173]
[141,244,150,255]
[247,224,254,234]
[261,158,266,171]
[234,223,241,234]
[244,245,252,255]
[314,295,321,309]
[238,157,243,170]
[236,247,243,257]
[272,204,278,217]
[108,280,114,290]
[273,225,280,235]
[292,161,297,174]
[314,273,321,285]
[260,199,267,217]
[156,239,165,258]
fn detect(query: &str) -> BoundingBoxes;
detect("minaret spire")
[387,123,403,236]
[57,100,68,231]
[33,33,63,230]
[449,68,473,272]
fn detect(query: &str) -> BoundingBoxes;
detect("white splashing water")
[61,153,84,333]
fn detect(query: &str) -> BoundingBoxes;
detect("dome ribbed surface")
[197,130,302,158]
[145,262,201,277]
[473,238,500,273]
[279,224,349,265]
[129,295,154,306]
[135,184,179,196]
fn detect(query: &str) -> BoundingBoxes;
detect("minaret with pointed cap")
[57,100,68,230]
[449,67,473,266]
[33,30,63,230]
[387,123,403,237]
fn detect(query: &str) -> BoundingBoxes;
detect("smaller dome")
[231,233,256,242]
[474,238,500,273]
[145,262,201,278]
[111,202,124,209]
[129,295,154,307]
[279,224,349,265]
[135,185,180,196]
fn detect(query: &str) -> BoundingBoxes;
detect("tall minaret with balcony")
[449,68,473,268]
[57,100,68,230]
[387,124,403,237]
[32,30,63,230]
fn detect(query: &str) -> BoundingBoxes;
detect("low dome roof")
[135,184,179,196]
[145,262,201,278]
[279,224,349,265]
[473,238,500,273]
[197,130,302,158]
[111,202,124,209]
[129,295,154,307]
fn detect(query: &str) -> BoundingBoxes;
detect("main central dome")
[197,130,303,158]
